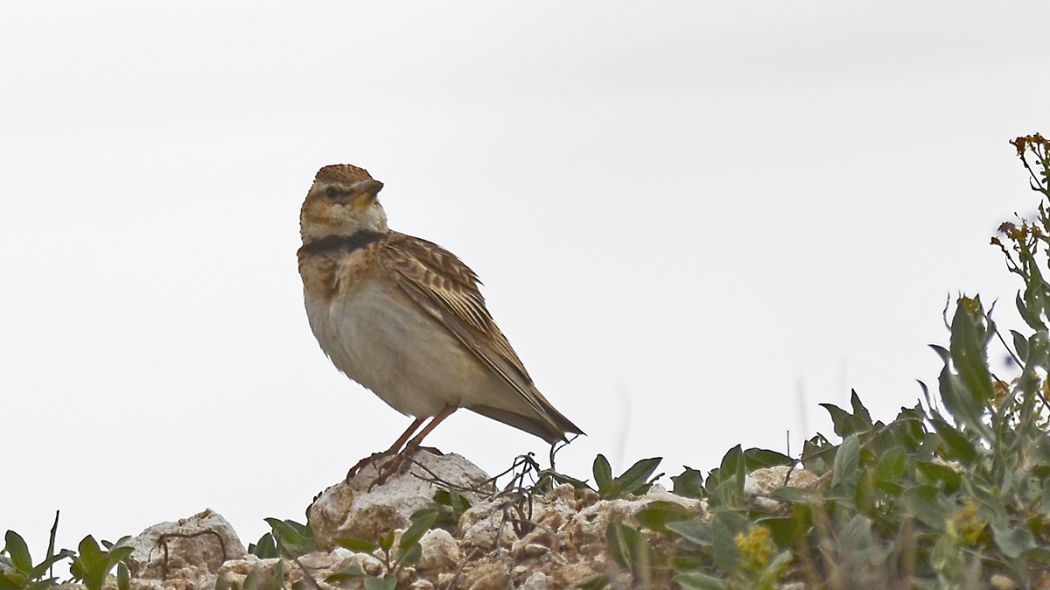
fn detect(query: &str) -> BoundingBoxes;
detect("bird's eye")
[324,186,340,198]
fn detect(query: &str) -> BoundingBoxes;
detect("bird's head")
[300,164,388,243]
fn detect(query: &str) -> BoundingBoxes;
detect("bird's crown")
[314,164,374,185]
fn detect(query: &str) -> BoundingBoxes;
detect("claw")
[367,448,419,490]
[345,417,448,488]
[345,451,389,482]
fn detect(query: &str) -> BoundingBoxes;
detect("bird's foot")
[348,445,446,489]
[366,447,420,490]
[417,445,443,456]
[346,451,393,482]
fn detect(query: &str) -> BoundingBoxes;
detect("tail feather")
[470,399,584,445]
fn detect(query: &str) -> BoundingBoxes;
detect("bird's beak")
[351,179,384,196]
[349,179,384,207]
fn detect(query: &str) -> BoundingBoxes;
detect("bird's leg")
[346,416,426,481]
[371,406,458,486]
[401,405,457,455]
[384,416,429,455]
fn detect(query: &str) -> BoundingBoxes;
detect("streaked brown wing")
[378,232,559,423]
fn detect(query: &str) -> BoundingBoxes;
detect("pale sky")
[3,0,1050,558]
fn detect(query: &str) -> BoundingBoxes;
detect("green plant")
[247,531,278,559]
[261,519,316,559]
[592,454,664,499]
[238,516,320,590]
[427,489,473,527]
[0,513,74,590]
[68,535,132,590]
[2,513,132,590]
[594,134,1050,589]
[606,521,660,585]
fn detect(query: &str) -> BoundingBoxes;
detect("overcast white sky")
[3,0,1050,557]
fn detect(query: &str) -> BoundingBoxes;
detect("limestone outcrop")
[63,451,814,589]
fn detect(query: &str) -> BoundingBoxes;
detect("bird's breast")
[304,277,482,417]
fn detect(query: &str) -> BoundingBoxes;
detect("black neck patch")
[300,230,386,256]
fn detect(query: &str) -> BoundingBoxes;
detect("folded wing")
[379,232,583,442]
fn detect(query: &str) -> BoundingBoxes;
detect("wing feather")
[378,232,562,427]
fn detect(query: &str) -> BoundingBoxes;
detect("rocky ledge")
[80,451,815,590]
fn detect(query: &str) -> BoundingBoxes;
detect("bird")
[297,164,583,477]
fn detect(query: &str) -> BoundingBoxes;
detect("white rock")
[531,484,593,532]
[124,509,246,584]
[744,465,819,511]
[511,526,559,561]
[521,571,549,590]
[458,497,519,550]
[331,551,384,577]
[571,497,633,540]
[990,574,1017,590]
[569,484,702,543]
[309,451,490,549]
[215,556,282,589]
[297,550,339,570]
[642,484,703,511]
[418,528,461,571]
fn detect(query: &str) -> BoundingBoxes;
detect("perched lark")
[298,164,583,474]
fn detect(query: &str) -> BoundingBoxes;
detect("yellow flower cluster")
[948,500,986,546]
[734,525,774,572]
